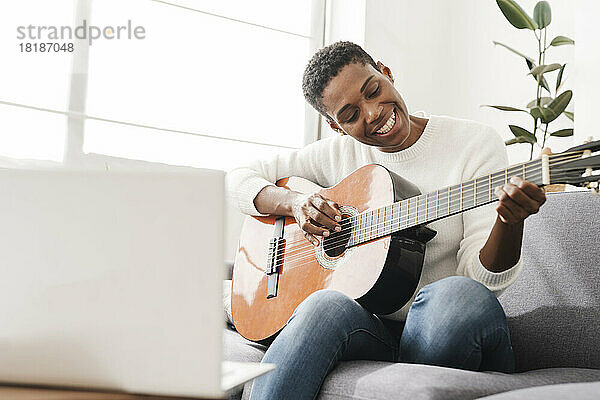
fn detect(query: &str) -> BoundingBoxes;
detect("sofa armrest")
[499,192,600,371]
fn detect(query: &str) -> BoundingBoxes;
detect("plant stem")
[536,31,542,106]
[533,30,542,161]
[530,144,534,160]
[542,123,549,148]
[530,118,537,161]
[542,28,547,65]
[539,29,549,154]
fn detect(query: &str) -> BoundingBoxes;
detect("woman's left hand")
[494,176,546,224]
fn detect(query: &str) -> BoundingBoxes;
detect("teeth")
[375,110,396,135]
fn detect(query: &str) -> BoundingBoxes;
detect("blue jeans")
[249,276,515,400]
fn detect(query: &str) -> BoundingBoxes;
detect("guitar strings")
[276,169,581,269]
[258,151,591,268]
[276,171,580,265]
[275,168,585,271]
[272,171,584,270]
[270,166,581,268]
[268,152,587,266]
[275,152,584,255]
[278,162,584,257]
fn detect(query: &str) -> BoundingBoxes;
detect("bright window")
[0,0,74,161]
[84,119,292,171]
[0,0,323,170]
[84,0,323,169]
[0,104,66,162]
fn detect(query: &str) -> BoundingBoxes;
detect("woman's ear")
[377,61,394,84]
[327,119,346,135]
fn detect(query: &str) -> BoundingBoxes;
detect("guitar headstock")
[549,139,600,194]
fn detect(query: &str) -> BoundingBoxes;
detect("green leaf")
[528,63,562,76]
[496,0,538,30]
[492,41,535,62]
[482,105,528,112]
[556,64,566,91]
[564,111,574,121]
[530,107,542,120]
[505,137,532,145]
[530,106,555,123]
[533,1,552,28]
[531,92,571,124]
[550,35,574,46]
[550,128,574,137]
[509,125,537,143]
[526,59,550,92]
[547,90,573,121]
[526,97,552,108]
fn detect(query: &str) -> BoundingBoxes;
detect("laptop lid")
[0,168,226,398]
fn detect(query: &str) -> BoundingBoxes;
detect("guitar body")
[231,164,436,342]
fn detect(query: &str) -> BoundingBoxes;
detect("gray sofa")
[224,191,600,399]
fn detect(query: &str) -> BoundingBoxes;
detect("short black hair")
[302,41,378,121]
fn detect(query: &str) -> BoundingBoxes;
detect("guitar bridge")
[266,217,285,299]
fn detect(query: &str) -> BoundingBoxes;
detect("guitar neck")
[347,158,545,247]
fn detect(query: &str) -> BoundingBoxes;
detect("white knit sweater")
[226,114,522,321]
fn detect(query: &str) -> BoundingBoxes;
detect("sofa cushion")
[224,328,267,400]
[224,327,600,400]
[499,192,600,371]
[319,362,600,400]
[224,327,267,364]
[476,381,600,400]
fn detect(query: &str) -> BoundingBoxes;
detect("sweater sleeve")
[455,126,522,296]
[225,136,346,216]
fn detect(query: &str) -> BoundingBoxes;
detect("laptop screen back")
[0,168,225,398]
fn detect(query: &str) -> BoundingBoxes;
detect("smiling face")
[321,62,415,153]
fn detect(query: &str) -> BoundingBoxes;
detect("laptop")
[0,167,273,398]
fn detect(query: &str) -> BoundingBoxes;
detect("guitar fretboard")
[347,158,544,246]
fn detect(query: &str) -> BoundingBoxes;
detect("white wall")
[319,0,366,137]
[356,0,576,164]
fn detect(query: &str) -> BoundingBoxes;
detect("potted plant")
[485,0,574,161]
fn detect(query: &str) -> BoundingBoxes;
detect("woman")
[226,41,547,400]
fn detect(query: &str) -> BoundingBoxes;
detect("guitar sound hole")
[322,216,351,258]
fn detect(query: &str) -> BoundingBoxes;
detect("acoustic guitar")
[232,140,600,342]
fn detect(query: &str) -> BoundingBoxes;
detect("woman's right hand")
[289,192,343,246]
